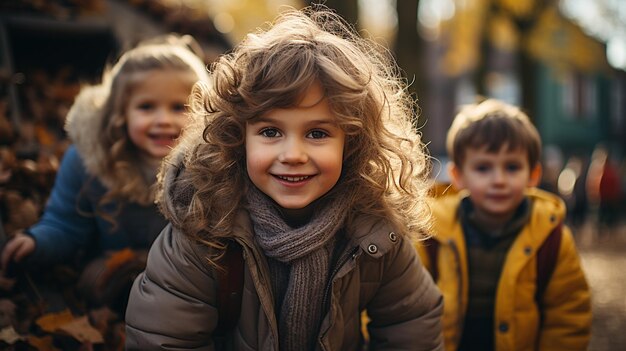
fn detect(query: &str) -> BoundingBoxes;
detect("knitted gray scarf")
[246,185,350,351]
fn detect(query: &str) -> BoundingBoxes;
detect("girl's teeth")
[279,175,309,182]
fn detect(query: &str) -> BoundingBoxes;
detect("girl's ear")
[448,162,465,190]
[528,163,542,187]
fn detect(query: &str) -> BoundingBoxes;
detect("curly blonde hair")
[159,6,431,246]
[93,38,209,215]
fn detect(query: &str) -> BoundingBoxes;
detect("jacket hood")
[65,85,110,183]
[156,118,204,224]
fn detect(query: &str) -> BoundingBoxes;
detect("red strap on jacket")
[535,223,563,306]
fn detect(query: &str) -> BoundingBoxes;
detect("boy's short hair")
[446,99,541,167]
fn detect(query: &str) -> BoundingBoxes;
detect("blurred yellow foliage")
[489,13,519,51]
[441,0,488,75]
[497,0,536,19]
[182,0,303,43]
[526,7,610,73]
[437,0,609,76]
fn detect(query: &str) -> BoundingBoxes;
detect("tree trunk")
[474,1,498,98]
[518,41,537,118]
[487,0,557,119]
[395,0,423,103]
[309,0,359,26]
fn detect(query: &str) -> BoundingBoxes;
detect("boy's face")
[449,145,541,222]
[245,81,345,210]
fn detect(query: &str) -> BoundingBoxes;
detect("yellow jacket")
[417,187,591,351]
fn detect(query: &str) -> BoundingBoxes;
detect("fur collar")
[65,86,110,184]
[65,86,153,202]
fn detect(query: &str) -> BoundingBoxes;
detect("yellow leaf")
[36,309,74,333]
[104,248,136,273]
[56,316,104,344]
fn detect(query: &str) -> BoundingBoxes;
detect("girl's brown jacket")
[126,211,444,350]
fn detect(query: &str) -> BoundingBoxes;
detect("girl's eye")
[307,130,328,139]
[172,103,186,113]
[260,128,281,138]
[137,102,155,111]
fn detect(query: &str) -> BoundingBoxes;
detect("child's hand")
[1,232,35,274]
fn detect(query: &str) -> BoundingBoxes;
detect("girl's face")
[245,81,345,209]
[125,69,196,160]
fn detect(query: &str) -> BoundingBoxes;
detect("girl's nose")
[278,138,308,164]
[155,108,175,125]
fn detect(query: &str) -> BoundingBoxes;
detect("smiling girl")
[1,36,209,300]
[125,7,443,351]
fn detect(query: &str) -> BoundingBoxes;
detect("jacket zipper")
[322,246,360,313]
[237,238,281,349]
[318,245,360,350]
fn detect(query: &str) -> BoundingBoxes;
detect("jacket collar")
[428,187,565,245]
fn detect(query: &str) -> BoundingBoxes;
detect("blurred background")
[0,0,624,350]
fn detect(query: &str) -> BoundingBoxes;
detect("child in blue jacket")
[1,35,209,310]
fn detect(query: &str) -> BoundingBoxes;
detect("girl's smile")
[273,174,315,185]
[245,81,345,210]
[125,69,196,160]
[148,132,179,146]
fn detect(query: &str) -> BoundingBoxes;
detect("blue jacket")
[26,145,167,264]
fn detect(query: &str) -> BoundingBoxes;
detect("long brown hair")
[68,37,209,226]
[159,6,432,247]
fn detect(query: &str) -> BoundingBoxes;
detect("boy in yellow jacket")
[418,99,591,350]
